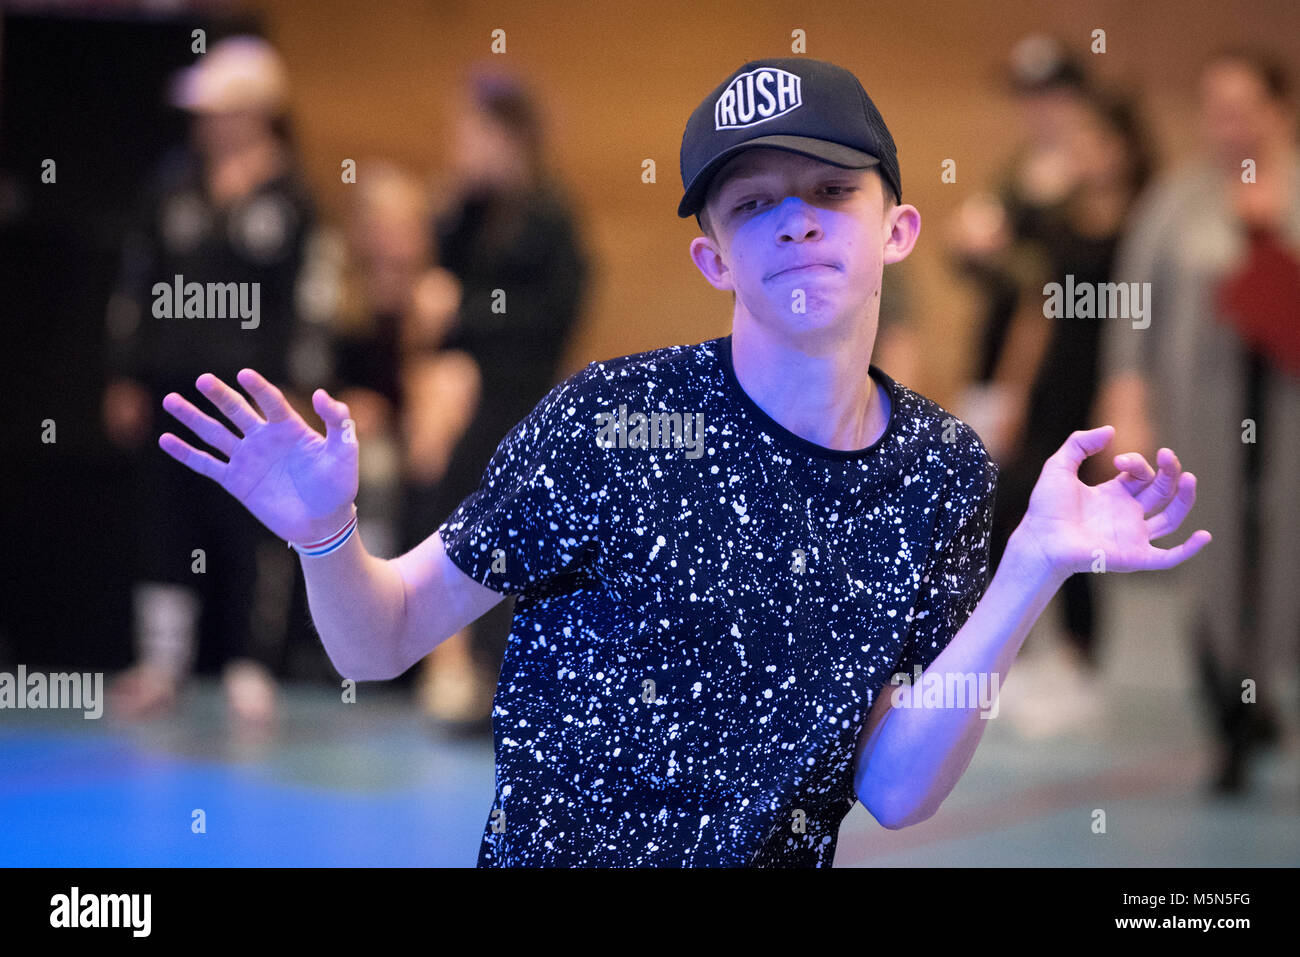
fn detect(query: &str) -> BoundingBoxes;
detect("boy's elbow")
[329,652,399,683]
[860,779,935,830]
[340,666,396,683]
[877,804,936,830]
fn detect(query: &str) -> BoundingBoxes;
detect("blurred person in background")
[984,87,1156,737]
[408,64,591,735]
[947,35,1094,467]
[101,35,334,726]
[945,38,1104,736]
[1097,48,1299,793]
[329,161,476,564]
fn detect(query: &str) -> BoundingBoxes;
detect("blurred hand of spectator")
[1096,371,1154,467]
[401,350,481,484]
[337,386,395,440]
[103,377,152,448]
[404,267,462,353]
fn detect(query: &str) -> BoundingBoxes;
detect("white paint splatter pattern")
[438,335,996,866]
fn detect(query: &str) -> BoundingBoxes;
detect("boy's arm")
[298,525,505,682]
[854,427,1210,829]
[853,527,1063,829]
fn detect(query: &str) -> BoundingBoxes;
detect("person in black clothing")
[410,64,591,731]
[990,89,1156,684]
[102,36,331,724]
[947,35,1095,463]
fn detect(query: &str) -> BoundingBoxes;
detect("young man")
[157,57,1210,866]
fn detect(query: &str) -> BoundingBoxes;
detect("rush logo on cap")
[714,67,802,130]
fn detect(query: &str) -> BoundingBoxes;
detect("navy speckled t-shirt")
[437,334,996,867]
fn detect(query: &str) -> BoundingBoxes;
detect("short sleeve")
[895,449,996,677]
[437,365,608,595]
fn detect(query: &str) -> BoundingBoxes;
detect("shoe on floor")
[222,659,279,726]
[107,663,181,719]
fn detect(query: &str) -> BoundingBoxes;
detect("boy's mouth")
[768,262,839,280]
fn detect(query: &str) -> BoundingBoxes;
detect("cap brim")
[678,135,880,218]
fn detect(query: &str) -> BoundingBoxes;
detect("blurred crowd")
[100,37,589,739]
[947,35,1299,794]
[96,32,1298,797]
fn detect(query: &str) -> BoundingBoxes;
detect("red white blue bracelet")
[288,508,358,557]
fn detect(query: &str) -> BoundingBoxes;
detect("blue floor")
[1,686,495,867]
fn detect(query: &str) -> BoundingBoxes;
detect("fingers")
[1114,447,1188,517]
[195,372,264,436]
[158,432,228,483]
[1141,529,1212,570]
[1146,471,1198,540]
[1051,425,1116,473]
[161,391,239,458]
[1113,451,1156,496]
[1135,447,1182,516]
[312,388,355,447]
[236,368,296,424]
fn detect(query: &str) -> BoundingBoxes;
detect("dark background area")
[0,9,334,679]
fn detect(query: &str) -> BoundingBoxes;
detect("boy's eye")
[734,186,857,213]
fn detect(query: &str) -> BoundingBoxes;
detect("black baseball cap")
[677,57,901,219]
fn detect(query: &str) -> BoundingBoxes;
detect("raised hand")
[1014,425,1212,579]
[158,369,359,545]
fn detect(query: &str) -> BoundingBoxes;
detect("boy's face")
[689,148,919,343]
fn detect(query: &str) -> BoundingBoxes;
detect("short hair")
[697,205,716,241]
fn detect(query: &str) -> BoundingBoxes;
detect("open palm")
[1016,426,1211,577]
[158,369,359,544]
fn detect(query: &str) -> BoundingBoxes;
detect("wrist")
[1003,526,1071,594]
[294,503,358,550]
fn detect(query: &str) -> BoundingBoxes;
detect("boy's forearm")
[298,522,408,681]
[858,530,1067,827]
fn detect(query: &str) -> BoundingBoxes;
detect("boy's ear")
[689,232,734,292]
[882,201,921,265]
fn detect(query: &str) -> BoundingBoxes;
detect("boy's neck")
[730,315,888,452]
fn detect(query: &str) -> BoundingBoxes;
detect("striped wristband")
[288,508,358,557]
